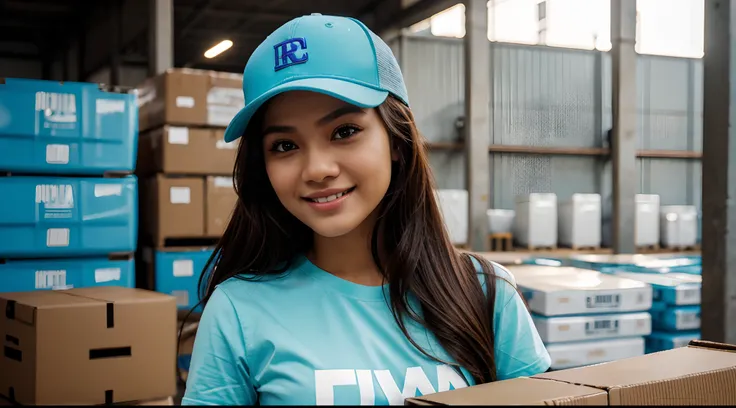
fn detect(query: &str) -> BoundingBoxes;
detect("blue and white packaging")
[146,247,214,311]
[508,265,653,316]
[614,271,701,306]
[650,302,701,331]
[0,176,137,258]
[533,312,651,343]
[0,78,138,175]
[646,331,700,354]
[545,337,646,370]
[0,256,134,292]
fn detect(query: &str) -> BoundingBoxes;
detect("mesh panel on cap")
[368,30,410,107]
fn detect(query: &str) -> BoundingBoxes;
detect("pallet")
[569,245,601,251]
[661,244,701,252]
[525,244,557,251]
[489,233,514,252]
[636,244,661,253]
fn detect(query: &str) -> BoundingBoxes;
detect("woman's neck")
[309,213,385,287]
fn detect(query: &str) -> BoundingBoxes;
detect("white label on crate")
[46,228,70,247]
[677,311,700,329]
[94,184,123,197]
[215,139,237,150]
[173,260,194,277]
[170,187,191,204]
[214,177,233,188]
[584,318,620,336]
[36,184,74,209]
[677,287,701,304]
[585,293,621,309]
[172,290,190,307]
[96,99,126,114]
[95,268,121,283]
[176,96,195,108]
[35,269,67,289]
[35,92,77,125]
[168,127,190,145]
[46,144,70,164]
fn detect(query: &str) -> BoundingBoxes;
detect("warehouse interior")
[1,0,736,405]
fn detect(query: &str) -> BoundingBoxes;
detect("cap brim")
[222,78,389,143]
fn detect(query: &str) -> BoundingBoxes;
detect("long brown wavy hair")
[187,95,502,385]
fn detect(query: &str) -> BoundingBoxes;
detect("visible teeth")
[312,189,349,203]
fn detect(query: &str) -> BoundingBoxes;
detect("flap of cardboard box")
[404,377,607,406]
[1,290,99,325]
[533,341,736,405]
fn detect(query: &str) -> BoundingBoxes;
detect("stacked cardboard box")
[406,340,736,405]
[134,69,241,312]
[0,78,138,294]
[0,287,177,405]
[507,265,653,370]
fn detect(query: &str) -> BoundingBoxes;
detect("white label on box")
[173,259,194,277]
[215,139,237,150]
[585,293,621,309]
[46,144,70,164]
[35,269,67,289]
[46,228,70,247]
[207,87,245,126]
[94,184,123,197]
[170,187,191,204]
[172,290,190,307]
[214,177,233,188]
[96,99,126,114]
[95,268,122,283]
[176,96,195,108]
[168,127,190,145]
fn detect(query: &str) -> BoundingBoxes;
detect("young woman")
[182,13,550,406]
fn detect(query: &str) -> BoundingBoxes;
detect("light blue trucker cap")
[222,13,410,143]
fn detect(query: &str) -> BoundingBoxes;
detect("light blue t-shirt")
[182,254,550,406]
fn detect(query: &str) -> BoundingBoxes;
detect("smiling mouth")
[303,187,356,203]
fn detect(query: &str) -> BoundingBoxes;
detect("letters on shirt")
[314,364,467,405]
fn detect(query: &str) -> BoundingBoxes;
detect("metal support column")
[464,0,491,252]
[148,0,174,76]
[702,0,736,345]
[610,0,637,254]
[110,0,123,86]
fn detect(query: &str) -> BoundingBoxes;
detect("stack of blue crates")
[569,254,702,353]
[507,265,653,371]
[0,78,138,292]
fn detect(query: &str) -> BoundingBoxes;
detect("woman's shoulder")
[464,252,517,288]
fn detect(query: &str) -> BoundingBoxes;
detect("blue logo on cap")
[274,38,308,71]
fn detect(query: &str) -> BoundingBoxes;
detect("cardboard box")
[205,176,237,236]
[407,341,736,405]
[405,377,608,405]
[514,193,558,248]
[137,126,238,176]
[141,176,205,247]
[136,69,244,132]
[533,312,651,343]
[534,340,736,405]
[0,287,177,405]
[558,194,602,249]
[545,336,646,371]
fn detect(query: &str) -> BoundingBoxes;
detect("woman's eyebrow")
[316,105,366,126]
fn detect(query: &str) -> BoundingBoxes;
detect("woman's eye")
[271,140,297,152]
[333,125,360,140]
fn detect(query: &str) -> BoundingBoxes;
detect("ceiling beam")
[175,7,293,21]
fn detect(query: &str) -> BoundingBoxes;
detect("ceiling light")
[204,40,234,59]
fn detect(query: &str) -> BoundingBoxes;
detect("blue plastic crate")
[645,330,700,353]
[650,301,701,332]
[153,248,214,311]
[614,271,701,306]
[0,256,134,292]
[0,175,137,258]
[0,78,138,175]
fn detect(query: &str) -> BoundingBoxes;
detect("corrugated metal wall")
[399,35,702,210]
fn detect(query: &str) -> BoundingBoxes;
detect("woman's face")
[261,91,394,238]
